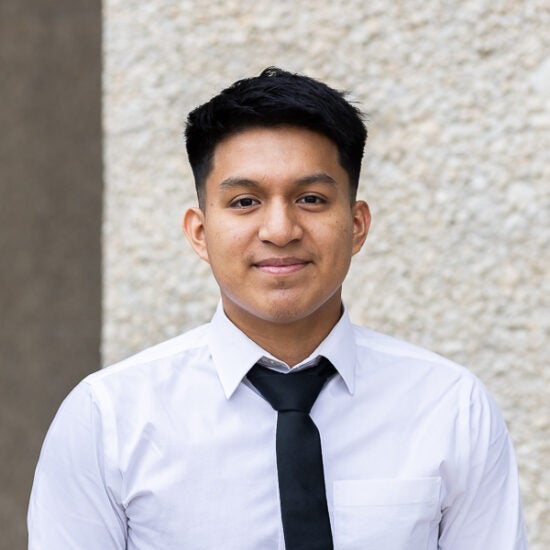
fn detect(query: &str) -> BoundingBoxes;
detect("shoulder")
[351,324,508,442]
[81,323,211,395]
[53,322,216,450]
[352,324,463,371]
[351,324,495,408]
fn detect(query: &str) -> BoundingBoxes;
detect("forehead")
[208,126,343,183]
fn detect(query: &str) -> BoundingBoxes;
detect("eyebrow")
[218,172,337,190]
[295,172,337,187]
[219,177,259,190]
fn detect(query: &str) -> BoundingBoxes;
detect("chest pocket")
[333,477,442,550]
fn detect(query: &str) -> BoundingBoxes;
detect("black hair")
[185,67,367,206]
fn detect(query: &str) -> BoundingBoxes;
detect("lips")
[253,257,310,275]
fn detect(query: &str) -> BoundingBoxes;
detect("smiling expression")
[183,125,370,334]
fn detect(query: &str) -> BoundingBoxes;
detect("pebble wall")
[104,1,549,546]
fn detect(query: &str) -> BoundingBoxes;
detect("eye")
[230,197,259,209]
[297,195,326,205]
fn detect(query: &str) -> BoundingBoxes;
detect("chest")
[114,384,454,549]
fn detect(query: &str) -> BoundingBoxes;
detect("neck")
[223,297,343,367]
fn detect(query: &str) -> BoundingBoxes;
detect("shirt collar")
[207,301,356,399]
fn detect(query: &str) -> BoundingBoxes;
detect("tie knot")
[247,357,336,413]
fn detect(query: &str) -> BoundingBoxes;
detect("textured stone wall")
[104,1,549,547]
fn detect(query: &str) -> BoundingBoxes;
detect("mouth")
[253,257,311,275]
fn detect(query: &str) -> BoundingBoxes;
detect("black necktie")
[247,357,336,550]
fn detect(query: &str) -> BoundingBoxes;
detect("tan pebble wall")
[103,1,549,547]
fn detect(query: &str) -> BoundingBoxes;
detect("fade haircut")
[185,67,367,207]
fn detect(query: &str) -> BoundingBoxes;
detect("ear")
[351,200,371,255]
[183,207,210,264]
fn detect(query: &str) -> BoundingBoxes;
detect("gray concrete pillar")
[0,2,102,546]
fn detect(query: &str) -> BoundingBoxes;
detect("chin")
[224,289,340,327]
[250,298,327,325]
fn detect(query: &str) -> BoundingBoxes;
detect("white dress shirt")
[28,303,527,549]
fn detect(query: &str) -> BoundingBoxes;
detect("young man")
[28,68,527,549]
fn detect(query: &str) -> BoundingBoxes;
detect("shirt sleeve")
[28,381,127,549]
[438,379,528,549]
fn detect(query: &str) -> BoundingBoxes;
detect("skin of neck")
[222,291,343,367]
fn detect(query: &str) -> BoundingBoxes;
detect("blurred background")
[2,0,548,548]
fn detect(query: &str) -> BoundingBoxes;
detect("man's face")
[184,126,370,332]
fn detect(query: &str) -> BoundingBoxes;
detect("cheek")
[205,226,249,266]
[324,219,354,253]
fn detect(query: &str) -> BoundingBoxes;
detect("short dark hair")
[185,67,367,206]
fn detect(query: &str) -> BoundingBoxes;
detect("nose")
[258,201,303,247]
